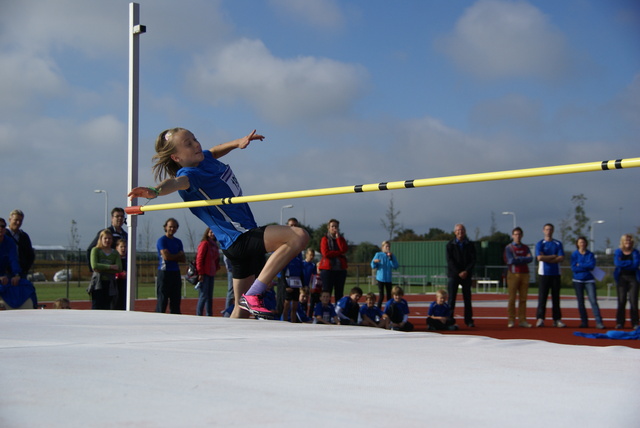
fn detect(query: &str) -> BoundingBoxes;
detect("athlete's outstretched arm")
[210,130,264,159]
[128,176,191,200]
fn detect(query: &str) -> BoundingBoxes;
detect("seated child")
[427,289,458,331]
[295,287,312,323]
[383,286,414,332]
[335,286,363,325]
[359,292,390,329]
[313,291,339,325]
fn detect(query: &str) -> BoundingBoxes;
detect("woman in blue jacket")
[570,236,604,329]
[371,241,399,307]
[613,234,640,330]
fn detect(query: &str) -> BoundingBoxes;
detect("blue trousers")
[573,280,602,326]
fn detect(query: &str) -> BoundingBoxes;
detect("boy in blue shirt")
[336,286,363,325]
[359,292,390,328]
[427,289,458,331]
[314,291,338,324]
[384,286,414,331]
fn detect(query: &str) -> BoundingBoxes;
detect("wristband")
[148,187,160,199]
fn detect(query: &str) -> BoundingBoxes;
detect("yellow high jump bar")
[126,157,640,215]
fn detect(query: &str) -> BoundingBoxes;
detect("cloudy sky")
[1,0,638,253]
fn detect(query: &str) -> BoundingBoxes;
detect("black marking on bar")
[601,161,609,171]
[222,198,232,204]
[615,159,623,169]
[378,182,388,191]
[405,180,415,188]
[354,185,364,193]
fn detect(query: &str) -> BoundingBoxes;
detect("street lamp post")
[94,190,109,228]
[502,211,516,230]
[280,204,293,225]
[590,220,605,252]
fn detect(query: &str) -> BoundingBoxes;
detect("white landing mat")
[1,310,639,428]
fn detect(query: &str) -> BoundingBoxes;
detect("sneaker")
[507,321,515,328]
[519,321,532,328]
[466,322,476,328]
[578,323,588,328]
[615,324,623,329]
[239,294,274,319]
[596,323,605,329]
[554,320,566,328]
[536,319,544,328]
[448,325,459,331]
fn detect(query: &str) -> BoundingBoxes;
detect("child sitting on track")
[383,286,414,332]
[426,289,458,331]
[359,292,390,329]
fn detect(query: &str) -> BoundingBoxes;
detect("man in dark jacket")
[8,210,36,278]
[446,223,476,328]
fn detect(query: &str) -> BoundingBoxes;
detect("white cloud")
[186,38,369,124]
[269,0,345,29]
[437,0,573,80]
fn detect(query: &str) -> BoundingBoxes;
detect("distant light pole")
[590,220,605,252]
[94,190,109,228]
[280,204,293,225]
[502,211,516,230]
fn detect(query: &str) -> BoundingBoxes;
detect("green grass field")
[33,276,619,302]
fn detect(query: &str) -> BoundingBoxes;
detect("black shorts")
[285,287,301,302]
[221,226,267,279]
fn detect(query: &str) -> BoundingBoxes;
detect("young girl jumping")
[128,128,309,319]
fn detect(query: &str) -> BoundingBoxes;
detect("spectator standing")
[302,248,321,317]
[87,208,128,270]
[613,234,640,330]
[446,224,476,328]
[195,228,220,316]
[114,239,128,310]
[504,227,533,328]
[0,217,38,309]
[223,254,234,314]
[156,218,185,314]
[571,236,604,329]
[7,210,35,278]
[535,223,566,328]
[371,241,399,307]
[88,229,122,310]
[319,219,348,302]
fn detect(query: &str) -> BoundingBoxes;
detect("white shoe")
[535,319,544,328]
[507,321,515,328]
[519,321,532,328]
[554,320,566,328]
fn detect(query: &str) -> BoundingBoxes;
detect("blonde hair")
[152,127,187,181]
[620,234,635,249]
[53,297,71,309]
[95,229,113,250]
[436,289,448,298]
[391,285,404,297]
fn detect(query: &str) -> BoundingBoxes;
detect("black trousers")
[156,270,182,314]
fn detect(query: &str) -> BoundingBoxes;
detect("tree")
[567,194,590,244]
[394,228,422,241]
[380,196,401,241]
[68,220,80,250]
[351,241,379,263]
[423,228,453,241]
